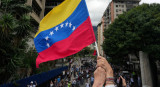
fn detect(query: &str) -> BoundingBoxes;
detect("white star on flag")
[55,27,59,31]
[60,23,64,28]
[69,22,72,28]
[45,36,49,41]
[66,22,68,27]
[72,26,76,31]
[49,31,54,36]
[46,43,50,48]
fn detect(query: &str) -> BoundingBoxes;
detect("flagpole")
[95,41,100,56]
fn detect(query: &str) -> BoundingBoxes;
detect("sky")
[86,0,160,26]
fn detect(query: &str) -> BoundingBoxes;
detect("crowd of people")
[47,58,96,87]
[113,70,141,87]
[27,56,142,87]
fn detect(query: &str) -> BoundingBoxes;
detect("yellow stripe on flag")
[35,0,81,37]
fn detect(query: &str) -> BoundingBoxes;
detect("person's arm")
[96,56,115,87]
[34,81,37,86]
[120,76,127,87]
[92,67,106,87]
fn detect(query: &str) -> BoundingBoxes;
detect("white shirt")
[29,85,36,87]
[86,70,89,73]
[50,84,53,87]
[72,80,76,84]
[130,78,134,82]
[91,77,94,82]
[116,78,119,84]
[67,71,69,75]
[85,83,90,87]
[63,71,65,75]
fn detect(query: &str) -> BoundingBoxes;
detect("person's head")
[50,81,53,86]
[50,80,53,84]
[30,81,33,85]
[54,80,56,83]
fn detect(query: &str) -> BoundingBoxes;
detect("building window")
[116,14,119,16]
[32,0,42,16]
[57,2,61,5]
[122,5,124,8]
[116,9,118,12]
[46,2,59,6]
[116,5,118,7]
[119,9,121,11]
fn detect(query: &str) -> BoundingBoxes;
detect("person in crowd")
[57,76,61,83]
[126,81,130,87]
[58,80,63,87]
[92,56,127,87]
[50,80,53,87]
[86,73,90,78]
[67,70,70,78]
[86,69,89,74]
[90,75,94,86]
[62,70,66,79]
[27,81,37,87]
[71,67,73,76]
[54,79,58,87]
[116,77,120,85]
[120,76,127,87]
[77,76,81,86]
[72,79,76,87]
[137,75,141,87]
[130,76,134,87]
[81,76,84,84]
[85,80,90,87]
[64,80,68,87]
[67,81,71,87]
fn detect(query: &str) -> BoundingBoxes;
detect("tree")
[0,0,33,83]
[102,4,160,86]
[77,47,94,57]
[103,3,160,61]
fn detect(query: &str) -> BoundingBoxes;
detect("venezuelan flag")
[34,0,96,68]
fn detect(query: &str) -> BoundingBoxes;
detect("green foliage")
[0,0,32,15]
[0,0,34,84]
[103,4,160,61]
[0,13,17,38]
[74,47,95,57]
[22,48,37,68]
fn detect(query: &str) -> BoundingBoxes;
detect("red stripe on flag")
[36,17,95,68]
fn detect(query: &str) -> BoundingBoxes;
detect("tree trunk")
[139,51,153,87]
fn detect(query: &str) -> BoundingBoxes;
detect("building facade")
[26,0,64,24]
[97,0,141,56]
[105,0,140,25]
[45,0,64,15]
[26,0,46,24]
[26,0,64,48]
[97,18,105,56]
